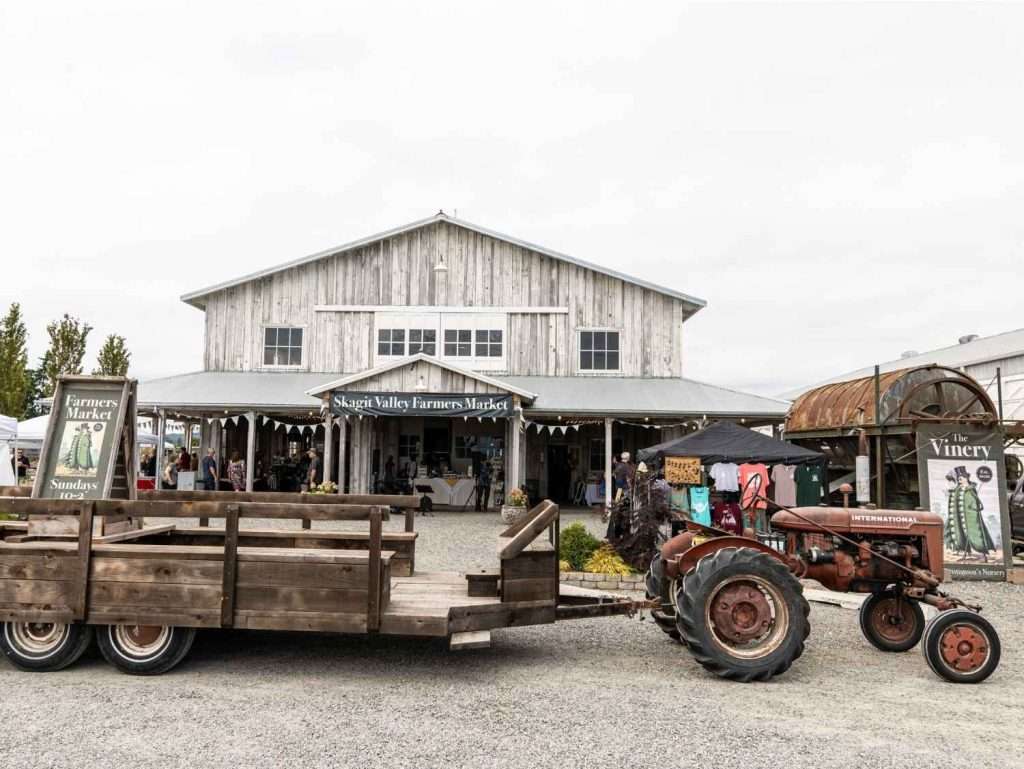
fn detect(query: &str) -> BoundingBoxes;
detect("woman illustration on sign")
[63,423,95,472]
[944,466,996,562]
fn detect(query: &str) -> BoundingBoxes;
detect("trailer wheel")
[921,609,1000,684]
[0,621,93,672]
[675,547,809,682]
[97,624,196,676]
[859,591,925,652]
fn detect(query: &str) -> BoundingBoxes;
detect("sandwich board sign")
[30,376,138,535]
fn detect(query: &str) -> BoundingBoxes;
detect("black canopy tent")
[638,421,823,466]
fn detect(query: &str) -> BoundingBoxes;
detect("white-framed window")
[475,329,503,357]
[263,327,303,367]
[579,330,620,372]
[444,329,472,357]
[409,329,436,355]
[377,328,406,357]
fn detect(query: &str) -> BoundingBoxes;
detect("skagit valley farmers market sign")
[330,391,514,419]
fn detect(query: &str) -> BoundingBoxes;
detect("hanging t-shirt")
[795,464,823,506]
[670,487,690,514]
[739,464,769,510]
[771,464,797,507]
[712,500,743,535]
[708,462,740,492]
[689,486,711,526]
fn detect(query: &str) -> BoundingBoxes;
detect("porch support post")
[338,417,348,493]
[323,412,334,485]
[604,417,613,507]
[509,397,521,492]
[245,411,256,492]
[155,410,166,490]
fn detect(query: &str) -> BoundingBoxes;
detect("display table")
[417,476,478,508]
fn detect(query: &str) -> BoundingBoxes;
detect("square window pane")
[594,331,606,350]
[424,330,436,342]
[489,330,502,343]
[594,351,606,369]
[476,330,487,342]
[263,348,275,365]
[423,342,435,356]
[490,344,502,357]
[607,351,619,370]
[459,330,471,343]
[458,343,470,356]
[476,343,488,357]
[289,347,302,365]
[393,342,405,356]
[276,348,290,366]
[581,351,593,369]
[410,329,422,343]
[265,328,277,346]
[444,343,457,356]
[606,332,619,351]
[445,330,456,343]
[378,329,389,342]
[580,331,592,350]
[291,328,303,346]
[394,329,405,342]
[378,342,390,355]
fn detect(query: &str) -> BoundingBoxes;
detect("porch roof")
[137,369,790,421]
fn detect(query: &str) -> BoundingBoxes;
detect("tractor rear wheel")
[921,609,1000,684]
[646,558,681,642]
[675,547,809,682]
[859,591,925,652]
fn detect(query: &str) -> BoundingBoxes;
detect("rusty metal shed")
[784,366,999,509]
[786,365,997,437]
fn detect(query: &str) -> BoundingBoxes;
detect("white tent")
[0,413,16,486]
[16,414,165,452]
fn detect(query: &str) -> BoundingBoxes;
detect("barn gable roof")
[180,212,707,313]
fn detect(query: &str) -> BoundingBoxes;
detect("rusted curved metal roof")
[785,365,995,433]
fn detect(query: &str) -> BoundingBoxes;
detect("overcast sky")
[3,2,1022,398]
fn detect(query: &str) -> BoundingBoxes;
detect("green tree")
[93,334,131,376]
[23,367,49,418]
[0,303,30,418]
[40,314,93,396]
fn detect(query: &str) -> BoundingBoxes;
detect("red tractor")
[645,486,1001,683]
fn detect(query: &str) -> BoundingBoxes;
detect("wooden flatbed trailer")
[0,487,641,675]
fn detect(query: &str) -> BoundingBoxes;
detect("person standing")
[227,451,246,492]
[307,449,323,489]
[475,460,492,511]
[177,447,191,472]
[162,453,178,490]
[201,448,218,491]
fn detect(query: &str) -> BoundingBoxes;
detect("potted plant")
[501,487,528,524]
[308,481,337,495]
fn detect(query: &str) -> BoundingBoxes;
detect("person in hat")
[945,466,996,562]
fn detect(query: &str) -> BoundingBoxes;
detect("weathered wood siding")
[203,221,686,377]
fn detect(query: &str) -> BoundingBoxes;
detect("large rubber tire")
[97,624,196,676]
[859,591,925,653]
[921,609,1000,684]
[645,558,682,641]
[675,547,810,682]
[0,621,93,672]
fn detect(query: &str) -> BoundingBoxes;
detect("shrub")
[559,522,600,571]
[584,544,635,576]
[558,559,572,573]
[506,488,528,507]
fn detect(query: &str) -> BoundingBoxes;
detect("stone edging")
[560,571,643,592]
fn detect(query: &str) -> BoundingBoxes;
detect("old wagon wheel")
[0,621,94,672]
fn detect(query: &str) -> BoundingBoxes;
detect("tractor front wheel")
[921,609,1000,684]
[859,591,925,652]
[675,547,809,682]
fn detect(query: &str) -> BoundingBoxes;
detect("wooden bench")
[496,501,560,604]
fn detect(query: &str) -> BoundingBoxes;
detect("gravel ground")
[1,511,1022,769]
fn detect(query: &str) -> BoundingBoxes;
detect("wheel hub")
[11,622,67,654]
[114,624,170,656]
[939,624,989,672]
[870,598,916,642]
[712,582,772,643]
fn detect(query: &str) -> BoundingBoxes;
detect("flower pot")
[500,504,527,525]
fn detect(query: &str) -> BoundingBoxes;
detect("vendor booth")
[638,421,824,532]
[0,414,16,486]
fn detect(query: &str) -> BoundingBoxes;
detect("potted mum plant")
[501,487,528,524]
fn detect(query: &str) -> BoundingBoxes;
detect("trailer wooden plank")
[90,557,223,585]
[0,554,80,581]
[85,607,220,628]
[221,505,240,627]
[236,561,368,589]
[89,581,223,611]
[236,585,370,614]
[0,579,76,606]
[93,524,176,543]
[450,630,490,650]
[234,610,367,634]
